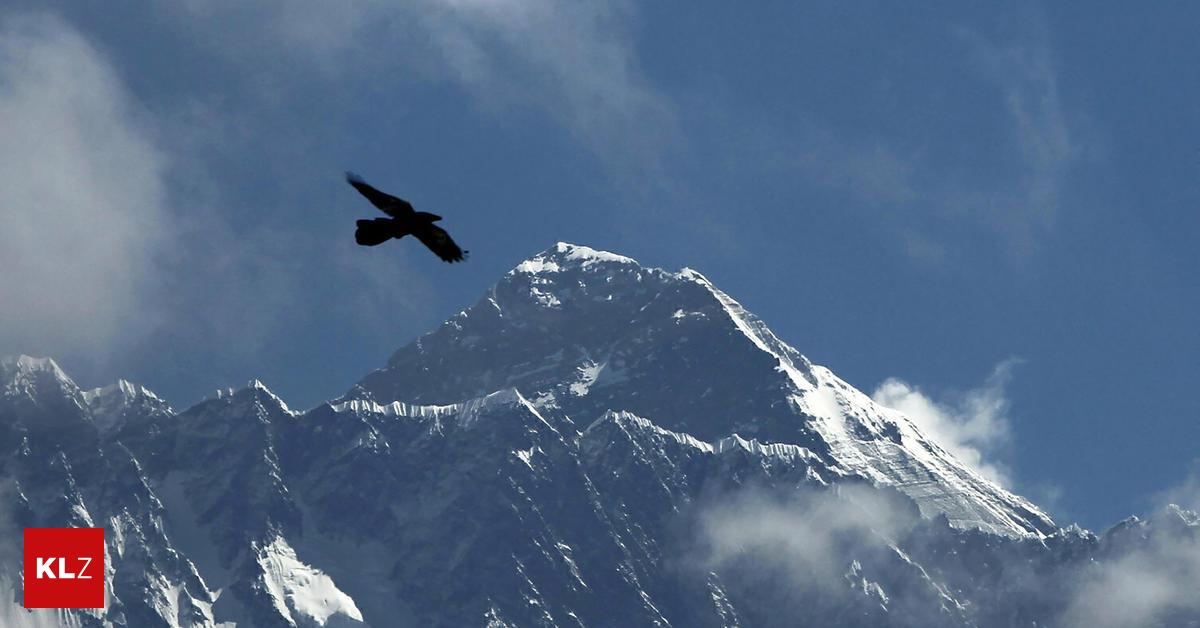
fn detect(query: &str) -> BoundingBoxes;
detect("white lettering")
[57,558,75,579]
[31,556,95,579]
[35,557,55,579]
[76,557,93,579]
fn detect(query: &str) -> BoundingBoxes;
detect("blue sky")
[0,2,1195,530]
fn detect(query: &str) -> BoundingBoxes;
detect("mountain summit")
[353,242,1052,537]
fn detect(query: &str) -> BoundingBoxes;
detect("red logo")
[23,528,105,609]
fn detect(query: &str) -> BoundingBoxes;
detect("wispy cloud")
[1063,528,1200,628]
[0,13,170,358]
[0,11,435,394]
[1060,486,1200,627]
[1157,461,1200,512]
[772,18,1081,265]
[959,22,1078,258]
[420,1,676,171]
[694,484,964,623]
[700,485,914,589]
[872,360,1019,486]
[694,463,1200,627]
[0,12,291,369]
[172,0,676,177]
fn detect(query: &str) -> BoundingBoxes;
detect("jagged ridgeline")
[1,244,1196,627]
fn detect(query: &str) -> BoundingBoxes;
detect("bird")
[344,172,468,263]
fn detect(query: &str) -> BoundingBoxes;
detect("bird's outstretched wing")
[345,172,415,218]
[414,224,468,263]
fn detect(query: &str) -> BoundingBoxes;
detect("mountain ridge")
[0,242,1196,627]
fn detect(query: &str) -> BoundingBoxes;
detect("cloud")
[695,474,1200,627]
[418,0,677,172]
[1157,461,1200,512]
[693,484,967,624]
[0,11,435,401]
[1064,536,1200,628]
[0,13,170,358]
[0,12,291,367]
[693,470,1200,626]
[1060,507,1200,627]
[958,23,1077,257]
[1056,465,1200,627]
[172,0,675,177]
[696,484,918,614]
[700,485,914,587]
[872,360,1018,486]
[768,18,1081,265]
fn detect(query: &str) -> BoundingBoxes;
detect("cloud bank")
[0,13,170,358]
[1061,466,1200,627]
[1061,467,1200,628]
[692,470,1200,626]
[0,11,436,399]
[1061,517,1200,627]
[700,485,914,586]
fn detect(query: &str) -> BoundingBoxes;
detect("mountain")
[351,243,1051,538]
[0,244,1196,627]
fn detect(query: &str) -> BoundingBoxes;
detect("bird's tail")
[355,219,394,246]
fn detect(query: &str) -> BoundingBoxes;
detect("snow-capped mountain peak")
[355,243,1053,537]
[1,354,68,378]
[82,378,164,406]
[2,354,76,399]
[513,241,639,276]
[82,378,171,434]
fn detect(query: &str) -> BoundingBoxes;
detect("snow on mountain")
[0,356,216,627]
[1,355,71,386]
[256,536,363,628]
[83,379,173,434]
[0,355,90,428]
[0,244,1196,627]
[353,242,1052,537]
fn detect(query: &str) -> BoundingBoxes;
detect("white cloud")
[695,470,1200,626]
[872,360,1018,486]
[172,0,675,176]
[960,24,1078,258]
[1158,461,1200,512]
[1060,501,1200,628]
[1039,461,1200,627]
[699,485,917,596]
[417,0,676,171]
[1064,535,1200,628]
[0,12,437,395]
[0,13,170,357]
[770,20,1081,265]
[0,12,293,367]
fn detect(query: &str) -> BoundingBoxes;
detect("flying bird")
[345,172,468,263]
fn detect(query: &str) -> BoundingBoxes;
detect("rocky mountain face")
[353,243,1051,538]
[0,244,1196,628]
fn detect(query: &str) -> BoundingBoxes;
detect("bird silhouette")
[345,172,468,263]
